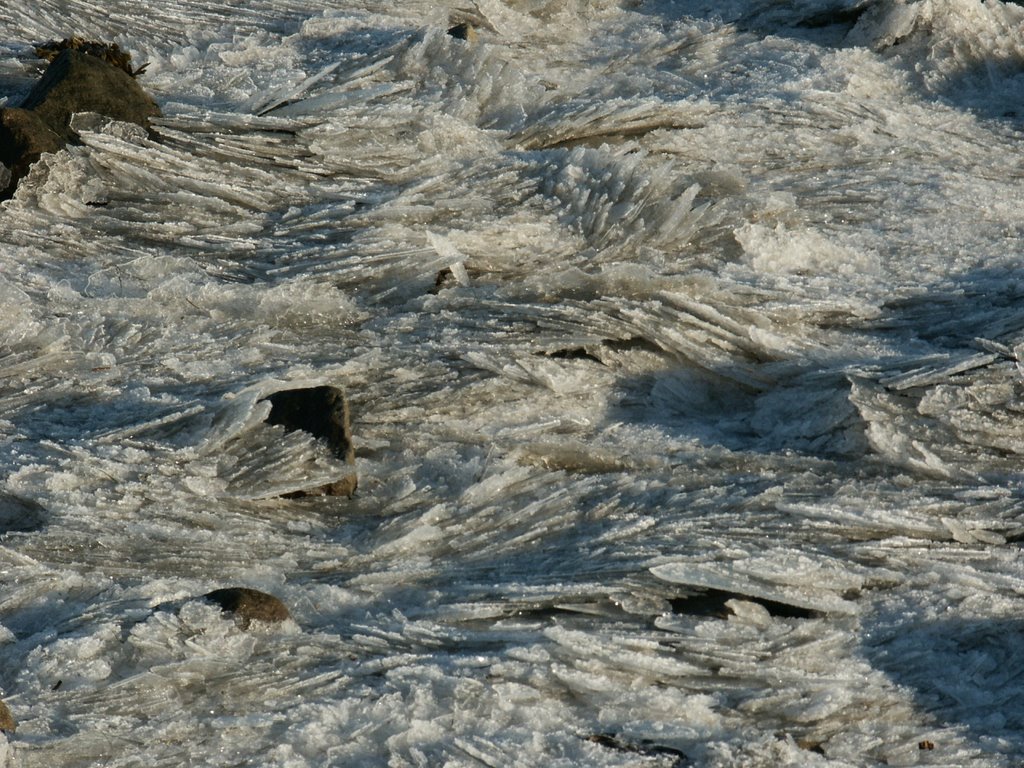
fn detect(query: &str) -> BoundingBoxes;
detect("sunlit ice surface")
[3,0,1024,765]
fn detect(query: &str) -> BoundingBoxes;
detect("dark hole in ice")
[795,5,872,30]
[585,733,689,765]
[1002,528,1024,543]
[432,267,456,292]
[542,347,603,363]
[512,604,610,620]
[537,337,664,363]
[669,587,820,620]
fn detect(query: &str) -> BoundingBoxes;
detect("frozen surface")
[2,0,1024,764]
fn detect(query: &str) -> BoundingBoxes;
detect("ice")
[4,0,1024,765]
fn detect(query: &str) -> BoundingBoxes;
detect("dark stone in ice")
[0,699,15,734]
[0,42,161,199]
[0,107,64,199]
[264,386,352,455]
[0,492,47,533]
[447,23,478,43]
[262,385,358,497]
[204,587,290,629]
[21,49,161,141]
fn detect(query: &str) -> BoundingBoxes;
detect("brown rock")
[34,37,140,77]
[204,588,290,630]
[21,49,161,141]
[1,41,161,199]
[0,107,64,198]
[0,699,15,734]
[264,386,354,460]
[262,385,357,497]
[447,23,478,43]
[0,492,47,533]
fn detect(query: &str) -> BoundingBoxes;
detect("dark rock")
[0,493,46,533]
[204,587,290,630]
[263,386,352,456]
[21,49,161,141]
[262,385,357,497]
[1,42,161,200]
[0,108,63,198]
[447,23,478,43]
[34,37,142,77]
[0,699,15,734]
